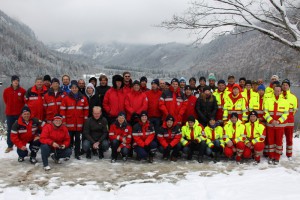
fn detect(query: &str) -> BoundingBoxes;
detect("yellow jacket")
[223,94,248,121]
[245,120,266,145]
[181,120,206,146]
[213,90,230,110]
[223,120,246,144]
[204,126,224,148]
[242,89,258,105]
[264,94,289,127]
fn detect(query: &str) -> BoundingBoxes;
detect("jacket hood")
[112,75,124,89]
[85,83,95,96]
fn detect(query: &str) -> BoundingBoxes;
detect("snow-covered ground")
[0,132,300,200]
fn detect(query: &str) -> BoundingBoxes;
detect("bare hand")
[122,138,127,143]
[34,136,40,141]
[93,142,100,149]
[21,146,27,151]
[227,140,233,147]
[52,142,60,148]
[246,142,252,148]
[117,147,121,152]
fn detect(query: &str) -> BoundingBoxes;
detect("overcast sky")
[0,0,195,44]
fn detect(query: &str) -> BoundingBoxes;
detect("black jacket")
[195,94,218,126]
[83,116,108,144]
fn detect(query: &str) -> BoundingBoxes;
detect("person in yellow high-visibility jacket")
[244,111,266,164]
[213,80,230,121]
[181,116,206,163]
[223,113,246,163]
[281,79,298,160]
[264,83,289,165]
[242,80,259,108]
[204,119,224,163]
[265,75,279,97]
[223,84,248,122]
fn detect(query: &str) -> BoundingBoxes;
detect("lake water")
[0,79,299,130]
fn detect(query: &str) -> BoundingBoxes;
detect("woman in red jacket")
[40,114,72,171]
[109,112,132,163]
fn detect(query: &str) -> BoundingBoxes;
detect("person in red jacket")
[43,78,65,124]
[182,85,198,125]
[125,80,148,125]
[103,74,126,125]
[109,112,132,163]
[140,76,149,92]
[11,106,44,163]
[132,111,157,163]
[123,71,132,94]
[145,79,162,133]
[25,76,48,121]
[40,114,72,171]
[159,78,188,125]
[3,75,26,153]
[157,115,182,161]
[60,80,89,160]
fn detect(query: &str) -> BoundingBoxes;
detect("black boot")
[98,149,104,159]
[198,155,203,163]
[86,149,91,159]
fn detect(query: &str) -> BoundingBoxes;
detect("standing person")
[60,75,71,94]
[3,75,26,153]
[257,79,264,86]
[223,113,247,164]
[124,80,148,125]
[223,84,247,123]
[25,76,48,121]
[244,111,266,164]
[43,78,65,124]
[204,119,224,163]
[226,75,235,92]
[242,80,258,107]
[181,116,206,163]
[249,84,267,122]
[60,80,89,160]
[213,80,229,122]
[196,76,207,96]
[145,79,162,133]
[11,106,44,163]
[96,74,111,110]
[109,112,132,163]
[252,80,259,92]
[43,75,51,89]
[188,77,198,95]
[195,86,218,127]
[179,77,187,93]
[89,77,97,88]
[208,73,217,92]
[157,115,182,161]
[132,111,157,163]
[264,83,289,165]
[239,77,246,91]
[265,75,279,96]
[140,76,149,92]
[182,85,198,125]
[165,82,170,91]
[82,106,109,159]
[159,78,187,125]
[123,71,132,94]
[281,79,298,160]
[103,75,126,125]
[40,114,72,171]
[85,83,101,117]
[78,79,86,96]
[159,79,166,91]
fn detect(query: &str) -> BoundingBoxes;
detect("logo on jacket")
[125,129,128,132]
[18,92,21,96]
[81,99,84,102]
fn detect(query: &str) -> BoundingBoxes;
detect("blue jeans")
[206,140,222,156]
[17,139,41,158]
[6,115,19,148]
[69,131,81,156]
[82,139,110,152]
[40,144,72,167]
[135,141,157,159]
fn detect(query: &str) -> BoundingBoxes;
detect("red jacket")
[60,92,89,132]
[182,95,198,124]
[132,121,155,147]
[125,90,148,121]
[109,121,132,149]
[103,88,126,118]
[3,86,26,116]
[43,89,65,123]
[157,122,182,148]
[123,83,132,94]
[145,89,162,118]
[25,85,48,120]
[140,86,149,93]
[159,86,187,123]
[11,117,43,148]
[40,123,70,149]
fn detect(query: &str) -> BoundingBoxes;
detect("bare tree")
[161,0,300,52]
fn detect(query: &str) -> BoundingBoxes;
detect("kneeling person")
[83,106,110,159]
[132,111,157,163]
[181,116,206,163]
[40,114,72,170]
[11,106,44,164]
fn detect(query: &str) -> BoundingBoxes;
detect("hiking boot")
[148,156,154,163]
[64,157,70,161]
[274,160,279,165]
[86,150,92,159]
[253,160,260,165]
[98,150,104,159]
[18,157,25,162]
[111,158,116,163]
[5,147,13,153]
[268,158,274,164]
[198,156,203,163]
[288,157,293,161]
[44,166,51,171]
[122,156,128,162]
[170,156,177,162]
[75,155,81,160]
[30,157,37,164]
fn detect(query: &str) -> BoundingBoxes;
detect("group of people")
[2,72,298,170]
